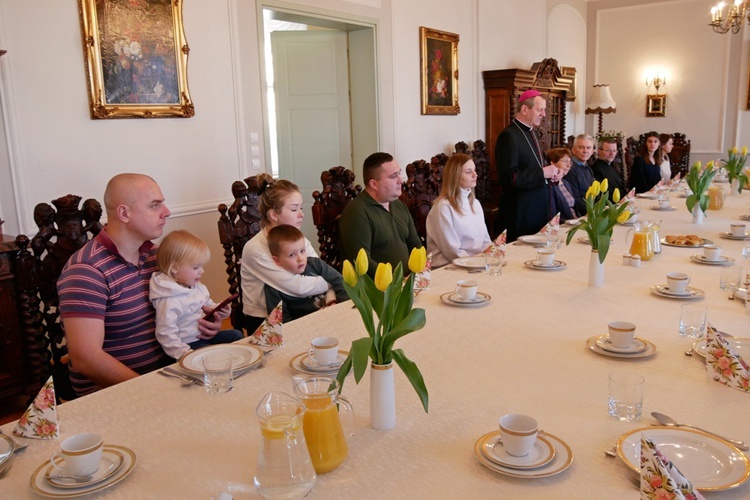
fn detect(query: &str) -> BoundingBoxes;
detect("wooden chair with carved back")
[13,195,103,402]
[400,158,442,246]
[217,174,270,329]
[311,166,362,272]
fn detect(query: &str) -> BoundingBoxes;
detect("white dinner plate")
[452,256,507,269]
[45,448,123,489]
[439,292,491,307]
[650,285,705,300]
[179,344,263,375]
[692,337,750,359]
[719,231,750,240]
[523,260,567,271]
[616,427,750,491]
[300,352,346,371]
[661,237,713,248]
[595,336,648,354]
[585,335,657,359]
[562,217,585,227]
[516,234,549,246]
[689,254,735,266]
[649,205,676,211]
[0,434,12,472]
[289,350,348,376]
[636,192,659,199]
[481,434,555,469]
[30,445,136,498]
[474,430,573,478]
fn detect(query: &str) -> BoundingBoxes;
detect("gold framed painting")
[78,0,194,119]
[420,27,459,115]
[646,95,666,117]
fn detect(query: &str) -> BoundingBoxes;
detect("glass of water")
[608,372,644,422]
[203,351,234,394]
[743,240,750,261]
[719,267,741,291]
[484,254,503,276]
[679,304,707,338]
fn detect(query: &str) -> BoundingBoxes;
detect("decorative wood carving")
[624,132,691,184]
[400,160,441,246]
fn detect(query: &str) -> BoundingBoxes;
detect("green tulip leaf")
[392,348,429,413]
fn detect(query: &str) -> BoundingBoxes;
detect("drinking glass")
[608,372,644,422]
[484,254,503,276]
[544,226,562,249]
[743,240,750,261]
[679,304,707,338]
[203,351,233,394]
[719,267,741,291]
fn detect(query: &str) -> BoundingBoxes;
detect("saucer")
[300,352,346,371]
[689,255,735,266]
[562,218,585,227]
[595,335,648,354]
[452,256,507,269]
[516,234,549,246]
[31,445,136,498]
[440,292,491,307]
[45,448,123,489]
[586,335,657,359]
[481,434,555,469]
[289,350,349,376]
[474,430,573,478]
[650,285,705,300]
[650,205,676,211]
[719,231,750,240]
[523,260,567,271]
[739,214,750,222]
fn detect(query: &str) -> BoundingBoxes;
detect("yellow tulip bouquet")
[722,146,748,193]
[685,161,718,214]
[565,179,631,263]
[336,247,429,412]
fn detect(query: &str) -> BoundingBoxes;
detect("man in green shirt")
[339,152,422,276]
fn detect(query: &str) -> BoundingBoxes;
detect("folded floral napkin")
[620,188,636,204]
[250,301,283,348]
[413,252,432,291]
[483,230,507,259]
[648,180,665,193]
[669,173,682,186]
[538,213,561,234]
[14,376,59,439]
[640,435,704,499]
[706,328,750,393]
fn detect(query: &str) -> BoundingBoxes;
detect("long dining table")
[3,187,750,499]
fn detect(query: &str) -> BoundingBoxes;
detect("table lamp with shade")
[585,84,617,135]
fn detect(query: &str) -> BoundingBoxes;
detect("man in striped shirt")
[58,173,222,396]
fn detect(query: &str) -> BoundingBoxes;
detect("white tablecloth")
[3,191,750,499]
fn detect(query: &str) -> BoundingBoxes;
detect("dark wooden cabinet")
[482,58,574,181]
[0,235,24,399]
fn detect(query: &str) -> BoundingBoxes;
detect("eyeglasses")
[599,148,617,154]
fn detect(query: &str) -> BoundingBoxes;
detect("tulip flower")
[742,146,748,157]
[408,247,427,274]
[374,262,393,291]
[706,160,714,170]
[617,210,631,224]
[585,186,594,199]
[355,248,368,276]
[592,180,601,197]
[732,146,738,155]
[612,188,620,203]
[342,260,358,287]
[600,178,608,194]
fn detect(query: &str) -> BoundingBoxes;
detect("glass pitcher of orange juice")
[708,185,724,210]
[626,223,654,261]
[293,376,354,474]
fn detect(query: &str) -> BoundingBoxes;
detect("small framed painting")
[78,0,194,119]
[646,95,666,117]
[420,27,459,115]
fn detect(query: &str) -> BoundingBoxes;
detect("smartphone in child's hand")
[203,293,239,320]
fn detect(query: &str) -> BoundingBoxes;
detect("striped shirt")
[58,230,169,396]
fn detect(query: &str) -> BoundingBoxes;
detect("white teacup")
[703,244,722,261]
[666,272,690,293]
[50,433,103,477]
[537,249,555,267]
[608,321,636,348]
[498,414,538,457]
[308,336,339,366]
[731,223,746,237]
[456,280,478,300]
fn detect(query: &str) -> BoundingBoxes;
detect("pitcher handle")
[335,394,355,438]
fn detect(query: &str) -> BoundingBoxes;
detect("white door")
[271,30,352,249]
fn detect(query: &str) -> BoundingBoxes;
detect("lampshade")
[585,84,617,114]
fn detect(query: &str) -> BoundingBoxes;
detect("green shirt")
[339,191,422,276]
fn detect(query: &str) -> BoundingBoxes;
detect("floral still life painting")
[420,27,459,115]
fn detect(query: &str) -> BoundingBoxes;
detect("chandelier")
[709,1,750,34]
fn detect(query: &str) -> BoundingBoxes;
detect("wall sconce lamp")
[644,71,667,117]
[645,72,667,95]
[585,84,617,135]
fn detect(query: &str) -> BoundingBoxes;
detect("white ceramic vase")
[691,205,705,224]
[370,361,396,430]
[730,178,741,196]
[588,250,604,287]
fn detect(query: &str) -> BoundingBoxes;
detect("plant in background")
[685,160,718,214]
[595,129,624,143]
[565,179,631,263]
[722,146,748,192]
[336,248,429,412]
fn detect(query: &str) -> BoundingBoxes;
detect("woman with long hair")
[629,131,662,193]
[658,133,674,182]
[547,148,577,221]
[425,153,491,267]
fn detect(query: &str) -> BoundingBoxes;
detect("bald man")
[58,174,221,396]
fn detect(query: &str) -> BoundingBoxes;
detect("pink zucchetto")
[518,89,541,102]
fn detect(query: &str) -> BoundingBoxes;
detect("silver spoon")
[651,412,749,450]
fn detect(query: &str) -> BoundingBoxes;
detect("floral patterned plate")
[692,337,750,359]
[179,344,263,375]
[616,427,750,491]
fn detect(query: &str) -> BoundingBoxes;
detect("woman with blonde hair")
[426,153,492,267]
[240,178,329,333]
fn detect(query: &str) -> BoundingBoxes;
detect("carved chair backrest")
[668,133,691,178]
[13,194,103,402]
[312,166,362,272]
[217,174,268,328]
[400,159,442,246]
